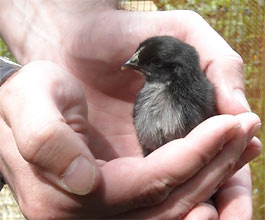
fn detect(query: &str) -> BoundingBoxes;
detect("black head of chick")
[122,36,203,84]
[122,36,217,156]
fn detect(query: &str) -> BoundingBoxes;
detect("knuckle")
[216,52,244,71]
[22,120,64,166]
[20,201,44,220]
[221,52,244,71]
[131,178,172,208]
[185,10,204,21]
[181,197,198,210]
[194,148,212,167]
[228,52,244,72]
[195,203,219,220]
[234,53,244,66]
[19,194,50,220]
[224,159,236,173]
[170,197,196,219]
[20,196,60,220]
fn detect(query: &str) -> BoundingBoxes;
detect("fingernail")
[234,89,251,112]
[61,156,97,195]
[247,123,261,142]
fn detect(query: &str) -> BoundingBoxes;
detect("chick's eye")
[151,57,162,67]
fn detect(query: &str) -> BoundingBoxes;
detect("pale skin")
[0,1,262,219]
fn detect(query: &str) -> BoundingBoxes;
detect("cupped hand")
[1,2,255,155]
[0,2,262,219]
[0,61,261,219]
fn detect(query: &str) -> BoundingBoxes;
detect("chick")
[122,36,217,156]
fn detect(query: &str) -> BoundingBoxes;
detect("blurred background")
[0,0,264,219]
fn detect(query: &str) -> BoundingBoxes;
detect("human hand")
[0,61,261,219]
[0,1,262,219]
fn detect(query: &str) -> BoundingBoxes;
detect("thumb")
[173,11,251,114]
[206,56,251,115]
[0,61,100,195]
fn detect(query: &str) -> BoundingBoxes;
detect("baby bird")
[122,36,217,156]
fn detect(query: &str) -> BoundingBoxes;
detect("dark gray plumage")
[0,57,21,86]
[122,36,217,156]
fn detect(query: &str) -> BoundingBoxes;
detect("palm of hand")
[60,11,155,160]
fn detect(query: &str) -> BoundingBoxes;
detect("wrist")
[0,1,59,64]
[0,0,118,65]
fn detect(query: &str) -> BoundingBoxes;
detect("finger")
[86,115,241,218]
[183,202,218,220]
[234,137,262,171]
[211,114,262,189]
[163,112,260,218]
[145,115,242,186]
[172,11,251,114]
[215,165,253,220]
[0,117,85,219]
[0,61,100,195]
[206,56,251,115]
[118,113,259,219]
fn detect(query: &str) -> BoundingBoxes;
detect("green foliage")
[0,37,13,59]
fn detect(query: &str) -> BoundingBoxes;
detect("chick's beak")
[121,50,140,71]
